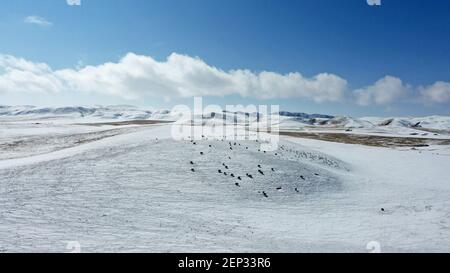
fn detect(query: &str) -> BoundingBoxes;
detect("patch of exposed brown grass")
[279,131,450,148]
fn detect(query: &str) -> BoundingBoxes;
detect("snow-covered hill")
[1,105,450,138]
[1,119,450,252]
[0,105,178,121]
[361,116,450,131]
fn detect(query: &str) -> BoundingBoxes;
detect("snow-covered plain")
[1,106,450,252]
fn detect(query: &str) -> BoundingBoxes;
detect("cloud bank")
[0,53,347,102]
[0,52,448,106]
[354,76,410,106]
[420,81,450,103]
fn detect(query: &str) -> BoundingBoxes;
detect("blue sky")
[0,0,449,116]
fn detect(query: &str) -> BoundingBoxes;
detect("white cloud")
[420,81,450,103]
[0,55,62,94]
[354,76,410,106]
[67,0,81,6]
[24,16,53,27]
[0,53,347,102]
[2,53,448,107]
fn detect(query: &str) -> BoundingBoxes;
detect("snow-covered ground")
[1,107,450,252]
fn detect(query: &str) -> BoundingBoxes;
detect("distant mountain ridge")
[278,111,334,119]
[1,105,449,132]
[0,105,173,121]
